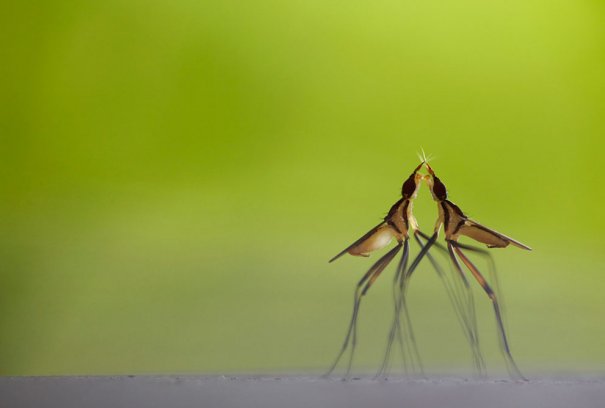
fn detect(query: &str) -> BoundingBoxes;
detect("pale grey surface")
[2,375,605,408]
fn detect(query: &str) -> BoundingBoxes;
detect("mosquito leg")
[393,244,410,375]
[416,230,448,253]
[323,258,385,378]
[452,241,505,319]
[417,230,473,305]
[415,233,470,340]
[398,279,424,377]
[376,231,436,379]
[416,230,472,317]
[414,232,485,376]
[403,232,437,281]
[324,243,402,378]
[375,239,409,379]
[415,232,465,317]
[451,242,527,381]
[445,241,485,375]
[360,243,403,296]
[451,241,511,353]
[385,231,437,377]
[323,281,369,377]
[386,232,439,377]
[345,243,403,377]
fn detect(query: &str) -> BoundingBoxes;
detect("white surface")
[2,375,605,408]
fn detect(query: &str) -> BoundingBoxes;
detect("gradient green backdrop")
[1,0,604,375]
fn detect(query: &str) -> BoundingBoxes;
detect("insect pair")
[325,160,531,380]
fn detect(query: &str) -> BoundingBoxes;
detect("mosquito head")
[401,162,424,199]
[424,163,447,201]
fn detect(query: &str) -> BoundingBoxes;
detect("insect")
[325,159,530,379]
[324,162,425,377]
[421,162,531,379]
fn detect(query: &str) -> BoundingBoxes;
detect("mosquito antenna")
[417,148,427,163]
[417,148,436,165]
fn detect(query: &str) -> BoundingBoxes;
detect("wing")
[458,220,531,250]
[329,222,399,263]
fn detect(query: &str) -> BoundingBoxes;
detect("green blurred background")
[1,0,604,375]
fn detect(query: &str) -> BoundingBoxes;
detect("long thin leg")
[398,275,424,376]
[439,241,485,375]
[393,232,440,374]
[417,229,473,319]
[417,230,448,253]
[324,243,402,378]
[450,241,527,381]
[376,233,437,378]
[416,232,468,323]
[403,231,437,282]
[393,245,411,373]
[375,239,409,378]
[452,241,506,320]
[446,242,478,338]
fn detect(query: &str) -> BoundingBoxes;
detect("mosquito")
[420,162,531,380]
[324,162,425,377]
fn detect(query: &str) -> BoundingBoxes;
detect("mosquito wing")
[458,220,531,250]
[329,222,399,263]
